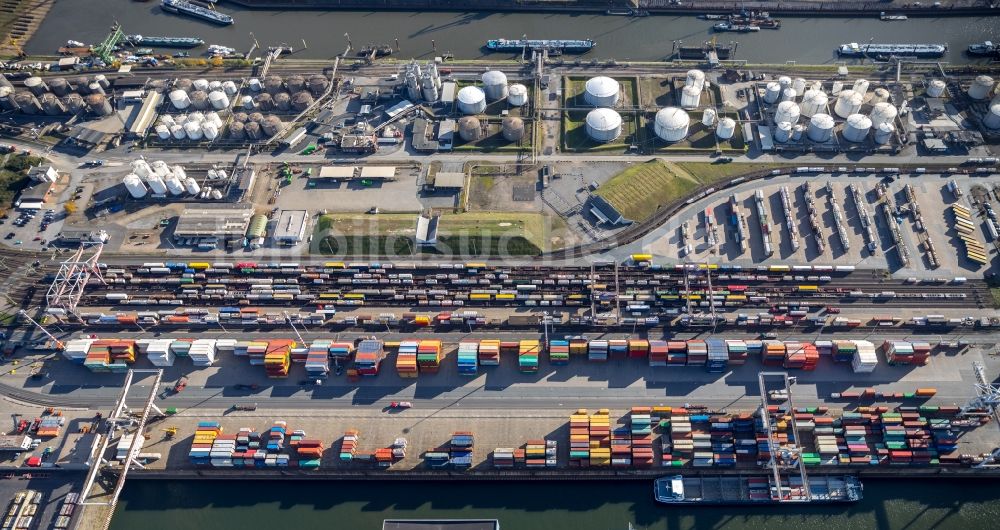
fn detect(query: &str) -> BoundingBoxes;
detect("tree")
[211,55,223,67]
[64,202,77,214]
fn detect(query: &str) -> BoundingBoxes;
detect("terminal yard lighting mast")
[45,242,106,319]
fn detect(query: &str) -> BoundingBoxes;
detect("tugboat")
[968,41,1000,58]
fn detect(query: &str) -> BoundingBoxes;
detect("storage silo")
[774,121,792,143]
[264,75,283,94]
[241,96,255,110]
[188,111,205,125]
[255,92,274,111]
[170,124,186,140]
[192,78,209,92]
[210,189,223,200]
[774,101,800,125]
[159,115,176,128]
[151,160,171,178]
[833,89,863,118]
[206,111,223,129]
[247,78,262,92]
[292,91,314,111]
[145,174,167,195]
[508,84,528,106]
[248,112,264,124]
[831,80,844,95]
[203,121,219,140]
[457,86,487,115]
[926,79,946,98]
[262,115,283,136]
[184,177,201,195]
[0,87,18,111]
[502,117,525,142]
[702,108,716,127]
[41,93,65,115]
[481,70,508,101]
[232,111,248,123]
[184,121,203,140]
[94,74,110,90]
[763,82,781,104]
[169,90,190,110]
[584,76,620,108]
[155,124,171,140]
[87,82,105,96]
[653,107,689,142]
[871,88,891,104]
[286,75,306,93]
[208,80,222,92]
[458,116,482,142]
[85,94,112,116]
[807,113,835,142]
[209,91,230,110]
[245,121,262,140]
[165,175,185,196]
[873,122,895,144]
[228,121,246,139]
[585,107,623,143]
[421,74,439,102]
[781,88,796,102]
[778,76,792,91]
[222,80,238,97]
[792,124,806,141]
[132,159,152,178]
[852,79,869,97]
[308,74,329,97]
[984,103,1000,129]
[792,77,807,96]
[48,77,71,97]
[24,76,47,96]
[716,117,736,140]
[680,85,701,109]
[968,75,994,100]
[63,93,85,113]
[868,102,898,127]
[175,78,193,92]
[15,92,41,114]
[123,174,147,199]
[800,89,827,118]
[685,69,705,90]
[189,90,210,110]
[843,114,872,143]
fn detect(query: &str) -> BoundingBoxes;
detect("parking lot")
[2,207,59,250]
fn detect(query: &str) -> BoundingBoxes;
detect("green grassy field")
[595,160,701,222]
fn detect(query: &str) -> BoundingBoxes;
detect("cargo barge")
[837,42,947,58]
[485,38,595,53]
[713,22,760,33]
[654,475,863,505]
[161,0,235,25]
[967,41,1000,58]
[125,35,205,48]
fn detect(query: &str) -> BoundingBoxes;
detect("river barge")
[968,41,1000,58]
[654,475,863,505]
[161,0,235,25]
[837,42,947,58]
[485,38,595,53]
[125,35,205,48]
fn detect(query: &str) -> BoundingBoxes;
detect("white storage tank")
[807,113,835,142]
[680,85,701,109]
[716,117,736,140]
[781,88,796,102]
[184,177,201,195]
[874,122,895,144]
[831,81,844,95]
[984,103,1000,129]
[184,121,203,140]
[172,165,187,181]
[193,78,210,92]
[871,88,891,104]
[774,101,800,125]
[169,89,190,110]
[685,69,705,90]
[968,75,995,100]
[209,91,230,110]
[792,77,807,96]
[170,124,186,140]
[159,114,176,127]
[202,121,219,140]
[834,89,863,118]
[778,76,792,90]
[792,124,806,141]
[132,159,152,179]
[852,79,869,97]
[457,86,486,115]
[151,160,171,178]
[248,78,262,92]
[155,124,171,140]
[584,76,620,108]
[208,80,223,91]
[165,175,185,196]
[206,111,224,129]
[222,80,238,96]
[189,111,206,124]
[145,174,167,195]
[211,189,223,200]
[773,121,792,143]
[585,107,623,143]
[868,102,898,127]
[654,107,689,142]
[123,174,147,199]
[843,113,872,143]
[926,79,946,98]
[763,82,781,104]
[241,95,255,110]
[702,108,716,127]
[481,70,508,101]
[507,84,528,106]
[800,89,827,117]
[94,74,109,89]
[24,76,47,96]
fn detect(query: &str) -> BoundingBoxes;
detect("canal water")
[27,1,998,64]
[111,478,1000,530]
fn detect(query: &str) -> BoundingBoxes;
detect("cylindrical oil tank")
[774,101,800,125]
[261,115,282,136]
[210,189,223,200]
[716,117,736,140]
[873,122,895,144]
[189,90,209,110]
[151,160,171,178]
[228,121,246,139]
[792,77,807,96]
[831,80,844,95]
[222,80,238,96]
[781,88,796,102]
[585,76,620,107]
[457,86,486,115]
[586,107,622,143]
[507,84,528,106]
[685,69,705,91]
[145,174,167,195]
[807,113,835,142]
[123,174,147,199]
[869,102,898,127]
[175,78,193,92]
[702,108,716,127]
[654,107,689,142]
[132,159,151,178]
[202,121,219,140]
[184,121,203,140]
[232,111,248,123]
[192,78,209,92]
[984,103,1000,129]
[86,94,112,116]
[254,92,273,111]
[94,74,109,89]
[763,82,781,104]
[421,75,439,102]
[308,74,329,97]
[843,114,872,143]
[871,87,890,104]
[159,115,176,128]
[155,124,171,140]
[501,117,525,142]
[169,90,190,110]
[184,177,201,195]
[48,77,71,96]
[247,78,262,92]
[24,76,47,96]
[968,75,994,100]
[774,121,792,143]
[87,82,105,96]
[792,124,806,141]
[188,111,205,124]
[248,112,264,124]
[680,85,701,109]
[170,124,186,140]
[458,116,482,142]
[834,89,863,118]
[926,79,946,98]
[263,75,283,94]
[63,93,85,113]
[778,76,792,91]
[285,75,306,93]
[0,86,18,111]
[245,121,262,140]
[800,89,827,117]
[0,75,10,89]
[172,164,187,181]
[41,93,65,115]
[292,91,313,111]
[241,95,255,110]
[206,111,223,129]
[209,91,230,110]
[165,175,185,196]
[15,92,41,114]
[852,79,869,97]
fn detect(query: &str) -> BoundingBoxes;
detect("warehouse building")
[317,166,357,180]
[432,172,465,190]
[174,204,254,239]
[588,195,630,226]
[359,166,397,181]
[273,209,309,245]
[415,213,440,247]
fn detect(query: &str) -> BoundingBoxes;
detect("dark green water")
[112,478,1000,530]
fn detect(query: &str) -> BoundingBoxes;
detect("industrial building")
[433,172,466,190]
[359,166,397,181]
[273,209,309,245]
[173,204,254,240]
[16,181,54,209]
[57,228,110,244]
[317,166,357,180]
[588,195,630,226]
[415,213,440,247]
[28,164,58,183]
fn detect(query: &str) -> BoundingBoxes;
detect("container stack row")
[417,339,443,373]
[518,340,540,373]
[548,339,570,365]
[628,339,649,359]
[396,340,418,377]
[630,408,654,468]
[478,339,500,366]
[589,410,611,467]
[588,340,608,362]
[883,340,931,366]
[305,340,331,378]
[354,338,385,376]
[569,410,589,466]
[339,429,360,462]
[457,341,479,376]
[706,339,728,373]
[189,421,222,465]
[648,340,668,366]
[450,431,474,469]
[264,340,293,378]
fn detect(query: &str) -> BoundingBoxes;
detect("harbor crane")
[46,242,107,320]
[960,361,1000,468]
[757,372,813,502]
[94,23,125,64]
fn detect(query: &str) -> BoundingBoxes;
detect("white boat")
[880,12,908,21]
